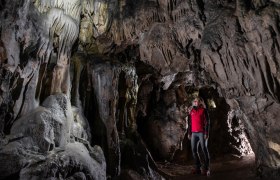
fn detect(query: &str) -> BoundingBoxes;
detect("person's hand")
[204,134,208,140]
[188,134,191,140]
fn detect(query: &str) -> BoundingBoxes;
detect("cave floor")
[157,154,257,180]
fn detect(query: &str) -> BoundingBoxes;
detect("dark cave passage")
[136,85,256,179]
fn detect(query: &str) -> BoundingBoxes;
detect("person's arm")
[187,108,192,139]
[188,115,192,135]
[203,108,210,138]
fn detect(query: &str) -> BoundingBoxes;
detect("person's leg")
[204,138,211,176]
[191,133,201,171]
[198,133,210,171]
[204,138,210,170]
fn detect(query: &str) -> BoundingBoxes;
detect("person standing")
[187,97,210,176]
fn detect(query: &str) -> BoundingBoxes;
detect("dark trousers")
[191,132,210,170]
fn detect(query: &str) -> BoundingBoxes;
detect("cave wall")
[200,1,280,177]
[0,0,108,179]
[137,83,187,161]
[1,0,280,179]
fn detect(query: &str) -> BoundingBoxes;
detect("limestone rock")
[9,94,73,152]
[0,141,106,180]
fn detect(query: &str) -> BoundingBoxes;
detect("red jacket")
[188,106,209,135]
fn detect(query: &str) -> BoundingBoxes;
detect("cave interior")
[1,0,280,179]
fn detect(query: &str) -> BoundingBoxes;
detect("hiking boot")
[190,168,201,174]
[207,170,210,176]
[201,169,210,176]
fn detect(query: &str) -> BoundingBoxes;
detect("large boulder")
[0,94,106,179]
[10,94,74,152]
[0,141,106,180]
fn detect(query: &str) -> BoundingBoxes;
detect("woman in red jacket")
[187,97,210,176]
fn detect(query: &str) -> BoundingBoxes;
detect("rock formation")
[1,0,280,179]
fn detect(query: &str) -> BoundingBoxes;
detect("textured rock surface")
[200,1,280,178]
[0,141,106,179]
[1,0,280,179]
[0,1,107,179]
[137,85,187,160]
[0,94,106,179]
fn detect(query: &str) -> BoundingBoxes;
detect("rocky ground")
[158,154,256,180]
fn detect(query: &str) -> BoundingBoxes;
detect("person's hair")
[193,97,201,103]
[193,97,206,108]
